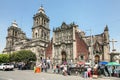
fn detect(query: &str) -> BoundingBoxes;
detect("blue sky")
[0,0,120,53]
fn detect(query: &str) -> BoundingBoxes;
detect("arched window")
[44,32,47,40]
[41,30,44,38]
[79,55,84,60]
[15,31,17,36]
[44,20,46,26]
[80,55,84,60]
[35,33,38,38]
[36,19,38,25]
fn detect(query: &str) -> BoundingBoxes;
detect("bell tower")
[3,20,27,53]
[103,25,110,61]
[31,6,50,61]
[6,21,19,49]
[32,6,50,41]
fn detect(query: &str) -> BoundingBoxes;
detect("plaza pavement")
[0,69,120,80]
[46,69,120,80]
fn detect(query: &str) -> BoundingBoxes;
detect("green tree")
[10,52,17,62]
[11,50,36,63]
[0,54,9,63]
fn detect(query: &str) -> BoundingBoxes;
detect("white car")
[0,63,14,71]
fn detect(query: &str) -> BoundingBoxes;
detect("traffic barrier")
[35,67,41,73]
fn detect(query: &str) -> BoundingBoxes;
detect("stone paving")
[0,69,120,80]
[45,69,120,80]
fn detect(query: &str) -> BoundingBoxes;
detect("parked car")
[0,63,14,71]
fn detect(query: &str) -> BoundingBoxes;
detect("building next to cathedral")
[3,6,110,64]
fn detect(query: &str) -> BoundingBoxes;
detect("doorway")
[94,55,100,64]
[61,51,67,64]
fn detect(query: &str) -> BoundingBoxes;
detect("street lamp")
[87,29,94,67]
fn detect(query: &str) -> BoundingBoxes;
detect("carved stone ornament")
[61,44,66,50]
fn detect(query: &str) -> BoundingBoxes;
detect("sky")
[0,0,120,53]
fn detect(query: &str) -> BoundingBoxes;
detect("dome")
[11,20,18,27]
[38,6,45,14]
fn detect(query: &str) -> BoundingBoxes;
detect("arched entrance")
[61,51,67,64]
[94,55,100,64]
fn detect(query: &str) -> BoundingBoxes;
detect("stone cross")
[110,39,117,51]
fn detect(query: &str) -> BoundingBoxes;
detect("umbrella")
[99,61,108,65]
[106,62,120,66]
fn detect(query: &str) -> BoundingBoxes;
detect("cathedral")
[3,6,110,64]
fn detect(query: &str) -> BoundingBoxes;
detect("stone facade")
[3,6,110,64]
[51,22,89,64]
[47,22,110,64]
[3,6,50,63]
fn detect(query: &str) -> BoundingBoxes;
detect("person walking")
[84,68,88,78]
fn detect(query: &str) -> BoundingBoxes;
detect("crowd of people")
[35,59,120,79]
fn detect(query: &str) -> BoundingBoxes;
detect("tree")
[0,54,9,63]
[10,52,18,62]
[11,50,37,63]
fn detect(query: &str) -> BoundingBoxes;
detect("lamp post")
[89,29,94,67]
